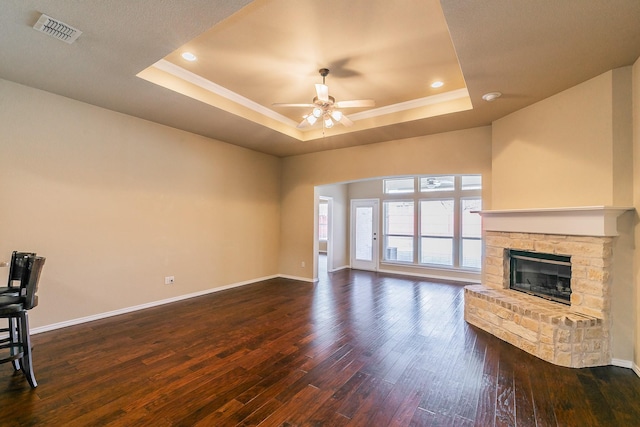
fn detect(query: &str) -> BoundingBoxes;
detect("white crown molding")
[348,88,469,121]
[150,60,470,129]
[152,59,299,127]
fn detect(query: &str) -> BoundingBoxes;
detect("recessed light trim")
[482,92,502,102]
[181,52,197,61]
[431,81,444,88]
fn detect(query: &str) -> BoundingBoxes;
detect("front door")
[350,199,379,271]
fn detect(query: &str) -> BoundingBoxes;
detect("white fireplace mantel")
[478,206,634,237]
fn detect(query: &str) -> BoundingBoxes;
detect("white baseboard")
[377,267,481,284]
[278,274,315,283]
[30,274,294,335]
[611,359,640,378]
[611,358,633,369]
[328,265,350,272]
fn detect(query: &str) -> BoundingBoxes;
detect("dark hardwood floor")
[1,260,639,426]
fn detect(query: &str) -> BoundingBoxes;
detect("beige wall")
[633,57,640,371]
[280,127,493,279]
[0,79,281,328]
[492,68,633,209]
[492,68,636,364]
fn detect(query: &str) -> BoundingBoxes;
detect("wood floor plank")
[0,267,639,426]
[494,352,516,427]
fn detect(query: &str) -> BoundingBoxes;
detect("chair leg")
[8,318,22,371]
[18,311,37,388]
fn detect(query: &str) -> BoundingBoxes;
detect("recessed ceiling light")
[181,52,197,62]
[482,92,502,102]
[431,81,444,88]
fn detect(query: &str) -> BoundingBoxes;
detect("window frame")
[460,197,483,269]
[419,198,455,266]
[382,199,415,263]
[382,175,482,271]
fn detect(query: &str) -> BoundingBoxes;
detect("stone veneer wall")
[464,231,614,368]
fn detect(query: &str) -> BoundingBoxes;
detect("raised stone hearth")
[464,207,630,368]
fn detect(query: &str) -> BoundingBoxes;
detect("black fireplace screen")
[509,250,571,304]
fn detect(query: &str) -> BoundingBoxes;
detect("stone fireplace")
[464,206,630,368]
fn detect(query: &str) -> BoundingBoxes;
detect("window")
[382,175,482,270]
[383,177,415,194]
[383,201,414,262]
[318,202,328,240]
[420,199,454,265]
[461,198,482,268]
[461,175,482,190]
[420,176,455,192]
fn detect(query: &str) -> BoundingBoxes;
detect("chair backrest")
[19,256,45,310]
[7,251,37,289]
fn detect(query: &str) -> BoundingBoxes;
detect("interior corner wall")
[492,69,626,209]
[279,126,492,279]
[491,67,636,365]
[633,56,640,373]
[0,79,281,329]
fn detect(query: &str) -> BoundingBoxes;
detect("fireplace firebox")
[509,250,571,304]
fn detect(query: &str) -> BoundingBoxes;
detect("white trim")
[152,59,299,127]
[151,60,469,128]
[348,88,469,121]
[377,267,481,284]
[329,264,350,272]
[612,359,640,378]
[30,274,309,335]
[611,358,634,369]
[277,274,315,283]
[478,206,634,236]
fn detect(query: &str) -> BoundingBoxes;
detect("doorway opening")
[318,197,333,278]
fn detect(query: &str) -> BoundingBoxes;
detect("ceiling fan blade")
[335,99,375,108]
[315,84,329,102]
[338,114,354,127]
[272,103,316,108]
[296,117,311,129]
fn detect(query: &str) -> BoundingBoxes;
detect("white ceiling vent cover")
[33,14,82,44]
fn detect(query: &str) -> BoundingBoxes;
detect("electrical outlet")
[301,261,305,268]
[164,276,175,285]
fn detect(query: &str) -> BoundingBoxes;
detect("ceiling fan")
[273,68,375,129]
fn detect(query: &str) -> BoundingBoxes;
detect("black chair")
[0,251,36,295]
[0,255,45,388]
[0,251,36,371]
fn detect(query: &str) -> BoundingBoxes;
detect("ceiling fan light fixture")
[324,117,334,128]
[276,67,372,131]
[306,114,318,125]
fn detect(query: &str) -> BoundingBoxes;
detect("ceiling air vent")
[33,13,82,44]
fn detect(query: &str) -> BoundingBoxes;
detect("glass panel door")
[351,199,379,271]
